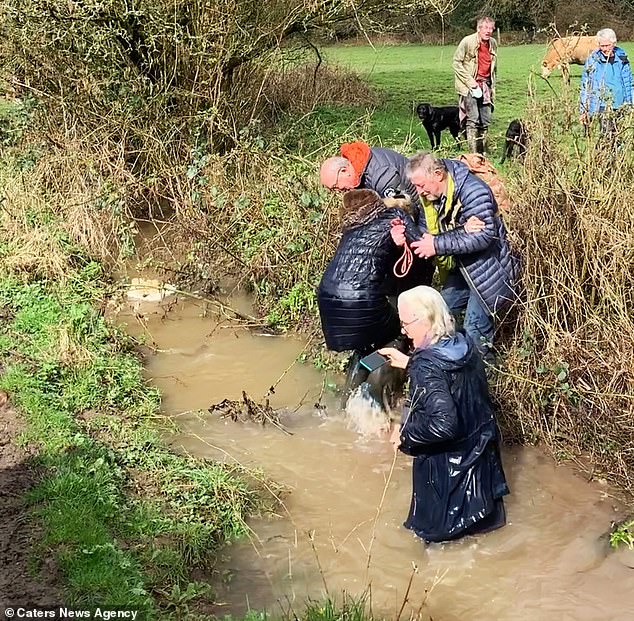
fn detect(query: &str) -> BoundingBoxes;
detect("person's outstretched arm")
[431,186,497,257]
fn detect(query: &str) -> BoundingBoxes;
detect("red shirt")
[477,40,492,80]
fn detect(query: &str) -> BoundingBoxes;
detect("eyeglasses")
[330,167,345,192]
[400,317,420,331]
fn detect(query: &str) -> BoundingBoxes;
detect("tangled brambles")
[0,1,378,318]
[495,97,634,493]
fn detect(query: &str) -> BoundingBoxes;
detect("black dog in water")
[343,340,408,413]
[500,119,527,163]
[416,102,463,149]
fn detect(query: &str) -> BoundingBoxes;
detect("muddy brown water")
[118,293,634,621]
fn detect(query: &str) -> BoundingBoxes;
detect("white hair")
[398,286,455,345]
[597,28,617,43]
[477,16,495,28]
[406,151,447,180]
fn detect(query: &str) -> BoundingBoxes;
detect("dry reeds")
[0,144,138,278]
[251,60,379,115]
[494,96,634,493]
[0,166,70,279]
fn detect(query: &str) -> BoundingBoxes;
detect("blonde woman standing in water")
[380,286,509,543]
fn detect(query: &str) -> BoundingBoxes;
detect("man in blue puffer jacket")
[579,28,633,135]
[392,152,519,359]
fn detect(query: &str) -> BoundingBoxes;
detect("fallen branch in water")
[208,390,293,435]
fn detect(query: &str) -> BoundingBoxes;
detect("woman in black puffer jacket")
[317,189,432,354]
[379,285,509,543]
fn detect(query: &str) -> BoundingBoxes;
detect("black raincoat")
[399,332,509,542]
[318,205,419,353]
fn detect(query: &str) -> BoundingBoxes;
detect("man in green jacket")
[453,16,497,154]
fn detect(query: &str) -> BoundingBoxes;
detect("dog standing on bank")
[500,119,527,164]
[416,103,464,150]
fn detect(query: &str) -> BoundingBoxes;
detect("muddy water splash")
[119,294,634,621]
[344,384,392,436]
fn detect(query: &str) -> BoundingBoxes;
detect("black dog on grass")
[416,103,464,149]
[500,119,527,163]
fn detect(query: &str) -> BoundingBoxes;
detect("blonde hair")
[398,286,455,344]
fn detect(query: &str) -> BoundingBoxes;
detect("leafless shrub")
[256,62,378,115]
[0,1,379,282]
[494,96,634,492]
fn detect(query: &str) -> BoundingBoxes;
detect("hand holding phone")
[377,347,410,369]
[359,351,388,372]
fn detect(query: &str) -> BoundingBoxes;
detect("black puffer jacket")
[318,197,421,353]
[399,332,509,542]
[430,159,520,315]
[362,148,422,224]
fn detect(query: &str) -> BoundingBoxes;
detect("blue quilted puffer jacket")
[317,203,428,353]
[430,159,520,316]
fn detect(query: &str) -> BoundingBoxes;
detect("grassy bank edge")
[0,268,276,618]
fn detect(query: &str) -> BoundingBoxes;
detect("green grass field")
[316,42,634,157]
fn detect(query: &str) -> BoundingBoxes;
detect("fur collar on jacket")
[340,189,384,230]
[339,189,412,230]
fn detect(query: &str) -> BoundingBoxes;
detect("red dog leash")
[391,218,413,278]
[394,245,413,278]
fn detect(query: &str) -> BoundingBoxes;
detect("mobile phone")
[359,351,388,373]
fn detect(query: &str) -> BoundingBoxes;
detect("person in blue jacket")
[379,285,509,543]
[318,186,484,408]
[579,28,633,135]
[391,152,520,361]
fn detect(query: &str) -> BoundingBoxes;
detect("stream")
[118,288,634,621]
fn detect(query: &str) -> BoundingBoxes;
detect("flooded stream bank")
[119,292,634,621]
